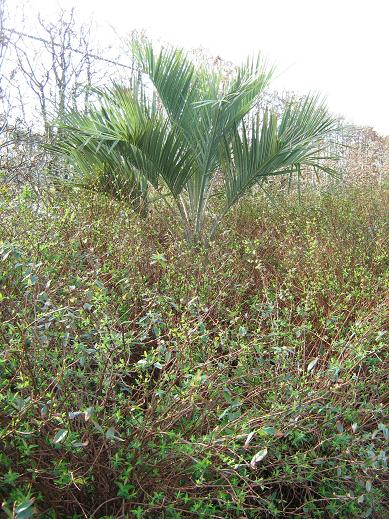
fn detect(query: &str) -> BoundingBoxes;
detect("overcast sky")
[20,0,389,135]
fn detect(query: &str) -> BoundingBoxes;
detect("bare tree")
[8,7,105,140]
[0,0,14,176]
[0,3,138,186]
[0,0,11,117]
[0,0,7,91]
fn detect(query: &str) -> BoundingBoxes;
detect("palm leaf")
[223,95,338,209]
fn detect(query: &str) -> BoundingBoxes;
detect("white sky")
[17,0,389,135]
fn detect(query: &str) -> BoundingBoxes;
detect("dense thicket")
[1,181,387,517]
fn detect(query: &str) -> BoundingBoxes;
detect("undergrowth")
[0,182,388,518]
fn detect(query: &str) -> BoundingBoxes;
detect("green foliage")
[0,182,388,517]
[56,41,338,246]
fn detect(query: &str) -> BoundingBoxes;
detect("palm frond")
[55,40,339,245]
[223,96,338,208]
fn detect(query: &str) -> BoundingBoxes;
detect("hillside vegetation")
[1,181,388,518]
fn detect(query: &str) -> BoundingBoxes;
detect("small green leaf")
[15,498,35,519]
[3,470,20,484]
[244,431,255,447]
[378,423,389,440]
[68,411,84,419]
[307,357,318,372]
[336,421,344,433]
[250,447,268,468]
[105,427,116,439]
[105,427,124,442]
[40,404,48,418]
[53,429,68,444]
[85,406,94,421]
[71,440,89,448]
[261,426,277,436]
[239,326,247,337]
[28,274,38,286]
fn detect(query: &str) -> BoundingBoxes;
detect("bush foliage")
[0,182,388,517]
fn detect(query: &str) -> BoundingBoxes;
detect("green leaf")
[85,406,94,421]
[244,431,255,447]
[53,429,68,444]
[239,326,247,337]
[15,498,35,519]
[261,426,277,436]
[307,357,318,373]
[105,427,124,442]
[71,440,89,448]
[68,411,84,419]
[250,447,268,468]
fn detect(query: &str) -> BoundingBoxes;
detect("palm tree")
[56,40,338,246]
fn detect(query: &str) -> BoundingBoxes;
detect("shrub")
[0,181,387,517]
